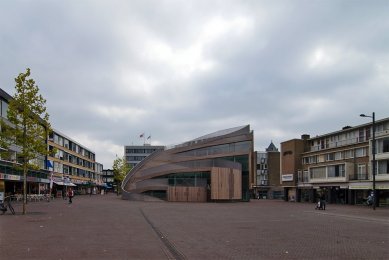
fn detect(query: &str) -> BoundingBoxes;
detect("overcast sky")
[1,1,388,168]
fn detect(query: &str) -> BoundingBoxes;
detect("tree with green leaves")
[0,68,52,215]
[112,156,131,195]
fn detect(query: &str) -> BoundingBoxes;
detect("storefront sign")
[349,185,371,190]
[377,185,389,190]
[0,173,21,181]
[282,174,294,182]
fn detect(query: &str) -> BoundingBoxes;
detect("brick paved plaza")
[0,194,388,259]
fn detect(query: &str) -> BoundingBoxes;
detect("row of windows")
[303,147,367,164]
[49,133,95,161]
[102,170,114,176]
[103,177,114,182]
[309,121,389,152]
[125,148,161,154]
[257,169,268,175]
[300,160,389,183]
[53,161,95,179]
[256,177,268,186]
[126,156,147,161]
[310,164,346,179]
[50,146,95,170]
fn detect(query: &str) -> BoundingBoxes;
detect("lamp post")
[360,112,376,210]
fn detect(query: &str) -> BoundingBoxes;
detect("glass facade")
[122,125,254,202]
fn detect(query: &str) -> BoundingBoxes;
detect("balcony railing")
[349,173,369,181]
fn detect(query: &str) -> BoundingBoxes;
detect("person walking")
[320,193,326,210]
[68,189,74,204]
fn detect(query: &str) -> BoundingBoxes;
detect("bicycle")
[0,196,15,215]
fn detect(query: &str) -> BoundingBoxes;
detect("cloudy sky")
[1,1,388,168]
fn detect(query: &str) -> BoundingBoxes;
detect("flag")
[147,135,151,140]
[140,133,144,138]
[46,160,53,169]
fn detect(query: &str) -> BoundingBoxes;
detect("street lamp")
[360,112,376,210]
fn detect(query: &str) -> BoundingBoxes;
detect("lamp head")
[360,114,366,117]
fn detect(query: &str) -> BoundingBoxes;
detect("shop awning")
[53,181,77,187]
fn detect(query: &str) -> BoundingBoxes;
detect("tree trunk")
[23,161,27,215]
[23,121,27,215]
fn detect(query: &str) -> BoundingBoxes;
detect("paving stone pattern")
[0,194,388,259]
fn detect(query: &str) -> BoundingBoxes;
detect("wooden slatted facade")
[167,186,207,202]
[211,167,242,200]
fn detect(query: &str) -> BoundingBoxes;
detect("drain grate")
[140,208,186,260]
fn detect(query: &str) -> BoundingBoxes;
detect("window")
[53,162,63,173]
[309,156,317,164]
[355,148,366,157]
[358,128,365,142]
[378,160,389,175]
[344,150,353,159]
[310,167,326,179]
[327,164,345,178]
[326,153,335,161]
[303,157,309,164]
[1,100,8,118]
[64,139,69,149]
[54,134,59,144]
[58,136,64,146]
[303,170,309,182]
[377,138,389,154]
[357,164,367,180]
[335,152,342,160]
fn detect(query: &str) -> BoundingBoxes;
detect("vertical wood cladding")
[211,167,242,200]
[167,186,207,202]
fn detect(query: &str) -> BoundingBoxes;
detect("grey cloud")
[1,1,388,167]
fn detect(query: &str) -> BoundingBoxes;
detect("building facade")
[122,125,255,202]
[0,88,50,197]
[0,88,103,198]
[124,144,165,168]
[281,118,389,207]
[102,169,114,191]
[280,136,309,202]
[253,142,282,199]
[48,130,102,196]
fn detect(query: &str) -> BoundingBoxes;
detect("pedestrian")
[320,193,326,210]
[68,189,74,204]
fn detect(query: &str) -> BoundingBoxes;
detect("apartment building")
[0,88,103,197]
[282,117,389,207]
[48,130,103,196]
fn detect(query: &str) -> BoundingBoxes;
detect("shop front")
[312,184,348,205]
[52,177,77,198]
[349,182,389,207]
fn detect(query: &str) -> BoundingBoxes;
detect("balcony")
[349,173,369,181]
[309,137,359,152]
